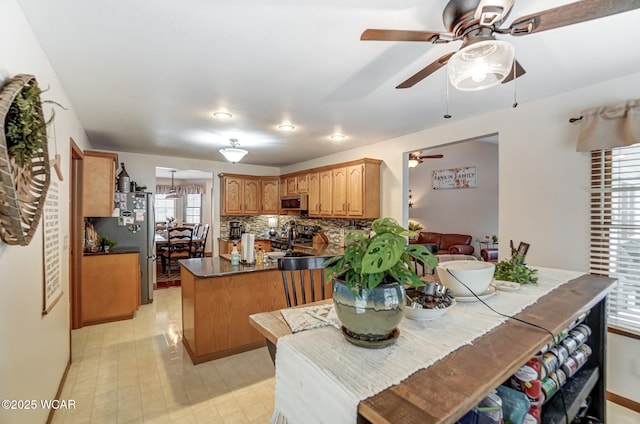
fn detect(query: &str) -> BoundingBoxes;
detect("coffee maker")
[229,222,243,240]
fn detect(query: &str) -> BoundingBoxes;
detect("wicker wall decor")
[0,74,51,245]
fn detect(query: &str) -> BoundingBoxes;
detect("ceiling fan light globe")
[408,159,420,168]
[219,148,248,164]
[448,39,514,91]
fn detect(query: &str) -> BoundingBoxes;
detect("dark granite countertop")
[83,246,140,256]
[179,257,279,278]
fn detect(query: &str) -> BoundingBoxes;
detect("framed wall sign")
[432,166,477,189]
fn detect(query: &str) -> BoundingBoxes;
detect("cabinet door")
[346,164,364,216]
[261,178,280,214]
[296,174,309,194]
[243,178,260,214]
[222,176,243,215]
[319,170,332,216]
[308,172,320,216]
[280,177,288,196]
[82,151,117,217]
[81,253,139,324]
[286,177,298,195]
[332,167,347,216]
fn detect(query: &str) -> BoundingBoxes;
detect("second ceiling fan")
[361,0,640,91]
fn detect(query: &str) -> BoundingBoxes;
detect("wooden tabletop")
[249,274,615,423]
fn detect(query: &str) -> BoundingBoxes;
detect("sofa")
[415,232,474,255]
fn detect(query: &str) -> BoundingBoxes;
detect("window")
[155,194,177,222]
[590,145,640,334]
[184,194,202,224]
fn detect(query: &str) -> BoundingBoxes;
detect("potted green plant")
[493,253,538,285]
[100,236,117,253]
[407,220,423,240]
[324,217,437,348]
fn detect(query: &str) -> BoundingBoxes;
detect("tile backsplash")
[220,216,374,245]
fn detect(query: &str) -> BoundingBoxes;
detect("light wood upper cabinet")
[220,174,260,216]
[82,150,117,217]
[285,177,297,195]
[243,178,260,214]
[346,164,364,216]
[319,170,332,216]
[332,167,347,216]
[220,158,381,218]
[296,174,309,194]
[221,175,244,215]
[308,172,320,216]
[261,178,280,214]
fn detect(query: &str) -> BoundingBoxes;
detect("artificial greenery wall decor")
[5,79,63,167]
[0,74,53,245]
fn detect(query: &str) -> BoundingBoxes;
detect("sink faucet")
[286,219,298,249]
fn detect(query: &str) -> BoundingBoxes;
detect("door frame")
[70,139,83,329]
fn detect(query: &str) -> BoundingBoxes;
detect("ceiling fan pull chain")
[512,57,518,109]
[444,76,452,119]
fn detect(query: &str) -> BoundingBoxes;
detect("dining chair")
[267,255,333,363]
[160,226,193,274]
[190,223,209,258]
[278,255,333,308]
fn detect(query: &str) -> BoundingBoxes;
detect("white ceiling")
[16,0,640,167]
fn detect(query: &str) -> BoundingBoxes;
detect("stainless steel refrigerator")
[92,192,155,304]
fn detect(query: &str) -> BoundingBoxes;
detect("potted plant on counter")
[493,252,538,285]
[324,217,437,348]
[100,236,117,253]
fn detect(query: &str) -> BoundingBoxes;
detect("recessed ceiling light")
[278,123,295,131]
[213,111,232,119]
[329,133,345,141]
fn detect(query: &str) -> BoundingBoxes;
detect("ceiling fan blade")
[508,0,640,35]
[361,29,444,42]
[501,60,526,84]
[396,52,455,89]
[419,155,444,159]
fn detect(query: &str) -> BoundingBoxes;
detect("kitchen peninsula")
[180,242,340,364]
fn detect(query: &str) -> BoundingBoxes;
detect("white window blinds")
[590,145,640,334]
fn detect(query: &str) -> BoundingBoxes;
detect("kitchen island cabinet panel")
[180,256,330,364]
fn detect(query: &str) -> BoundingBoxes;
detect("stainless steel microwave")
[280,195,308,210]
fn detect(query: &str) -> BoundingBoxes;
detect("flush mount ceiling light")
[165,170,181,199]
[329,133,346,141]
[278,123,296,131]
[219,138,248,164]
[447,36,515,91]
[213,111,232,119]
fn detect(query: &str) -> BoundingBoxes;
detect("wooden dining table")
[249,273,615,423]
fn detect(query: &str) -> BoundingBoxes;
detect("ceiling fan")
[408,152,444,168]
[361,0,640,91]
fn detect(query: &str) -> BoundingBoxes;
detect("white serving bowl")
[436,260,495,297]
[404,301,455,321]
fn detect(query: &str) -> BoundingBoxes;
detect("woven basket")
[0,74,51,246]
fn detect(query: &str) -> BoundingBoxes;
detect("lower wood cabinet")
[81,253,140,326]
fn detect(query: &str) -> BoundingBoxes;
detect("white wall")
[408,139,498,253]
[0,1,92,422]
[281,71,640,404]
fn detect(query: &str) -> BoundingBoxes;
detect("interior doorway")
[407,134,499,257]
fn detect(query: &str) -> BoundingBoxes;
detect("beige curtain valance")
[575,99,640,152]
[155,184,205,195]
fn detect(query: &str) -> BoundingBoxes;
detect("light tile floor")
[52,287,275,423]
[53,287,640,423]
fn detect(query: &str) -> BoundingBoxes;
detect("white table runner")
[272,267,585,424]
